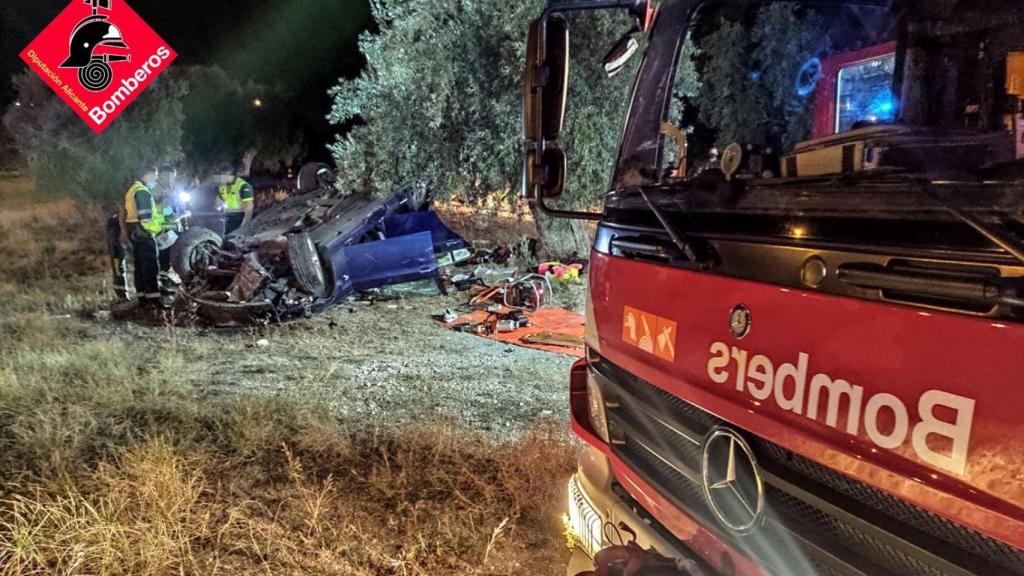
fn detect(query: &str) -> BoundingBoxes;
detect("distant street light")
[14,101,21,107]
[252,98,263,108]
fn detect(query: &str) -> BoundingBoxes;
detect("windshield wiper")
[920,183,1024,266]
[635,188,715,269]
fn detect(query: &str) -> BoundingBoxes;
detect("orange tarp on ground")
[445,307,586,358]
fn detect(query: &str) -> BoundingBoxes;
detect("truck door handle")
[835,262,1024,316]
[835,264,995,301]
[837,265,1000,302]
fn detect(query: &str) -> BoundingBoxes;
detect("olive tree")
[695,4,826,151]
[328,0,672,256]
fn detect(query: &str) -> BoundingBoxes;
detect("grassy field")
[0,179,580,575]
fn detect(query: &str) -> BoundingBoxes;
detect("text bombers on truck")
[706,342,975,476]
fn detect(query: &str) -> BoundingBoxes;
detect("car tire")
[296,162,336,194]
[405,181,432,211]
[288,232,327,297]
[170,227,222,283]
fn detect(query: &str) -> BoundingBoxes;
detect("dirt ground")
[96,294,577,437]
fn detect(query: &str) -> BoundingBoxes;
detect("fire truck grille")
[594,355,1024,576]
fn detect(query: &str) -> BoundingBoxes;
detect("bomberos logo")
[19,0,177,134]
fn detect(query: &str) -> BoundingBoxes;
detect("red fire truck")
[522,1,1024,575]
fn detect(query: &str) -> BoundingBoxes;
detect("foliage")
[328,0,676,255]
[669,38,702,125]
[2,67,298,207]
[329,0,538,200]
[2,72,186,207]
[695,4,827,151]
[328,0,651,206]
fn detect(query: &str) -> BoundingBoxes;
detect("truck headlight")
[566,474,603,557]
[587,373,610,444]
[584,287,599,353]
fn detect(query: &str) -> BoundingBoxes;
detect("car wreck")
[171,165,468,325]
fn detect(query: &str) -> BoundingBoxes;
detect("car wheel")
[296,162,336,194]
[404,181,432,211]
[288,232,327,297]
[171,227,222,283]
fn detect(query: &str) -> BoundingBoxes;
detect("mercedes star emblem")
[729,305,751,339]
[701,427,765,534]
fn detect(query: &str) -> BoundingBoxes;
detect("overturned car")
[171,165,467,325]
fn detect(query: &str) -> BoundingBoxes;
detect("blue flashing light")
[868,92,898,121]
[795,58,823,97]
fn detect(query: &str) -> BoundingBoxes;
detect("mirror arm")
[525,6,629,222]
[536,195,604,221]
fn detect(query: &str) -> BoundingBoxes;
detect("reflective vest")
[218,178,253,211]
[124,181,163,235]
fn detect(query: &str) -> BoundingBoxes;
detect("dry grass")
[0,350,577,573]
[0,309,577,575]
[0,178,108,293]
[0,180,579,575]
[436,197,538,250]
[0,427,574,576]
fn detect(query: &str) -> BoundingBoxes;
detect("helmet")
[60,16,129,69]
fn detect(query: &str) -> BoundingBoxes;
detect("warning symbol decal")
[623,306,677,362]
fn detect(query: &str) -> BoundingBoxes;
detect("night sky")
[0,0,373,157]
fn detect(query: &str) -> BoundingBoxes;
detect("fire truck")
[522,1,1024,574]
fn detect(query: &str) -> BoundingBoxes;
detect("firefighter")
[214,163,254,231]
[124,165,164,305]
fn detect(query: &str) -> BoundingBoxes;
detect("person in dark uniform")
[123,165,164,305]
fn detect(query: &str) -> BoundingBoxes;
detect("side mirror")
[603,33,640,78]
[604,1,655,78]
[632,0,657,33]
[524,147,567,200]
[524,17,569,142]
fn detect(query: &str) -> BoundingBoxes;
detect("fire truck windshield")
[593,0,1024,261]
[652,2,904,179]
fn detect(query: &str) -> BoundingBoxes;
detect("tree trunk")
[241,147,259,177]
[529,201,597,261]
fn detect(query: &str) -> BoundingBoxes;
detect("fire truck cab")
[523,1,1024,575]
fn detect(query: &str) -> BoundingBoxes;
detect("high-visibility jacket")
[218,177,254,211]
[124,181,163,235]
